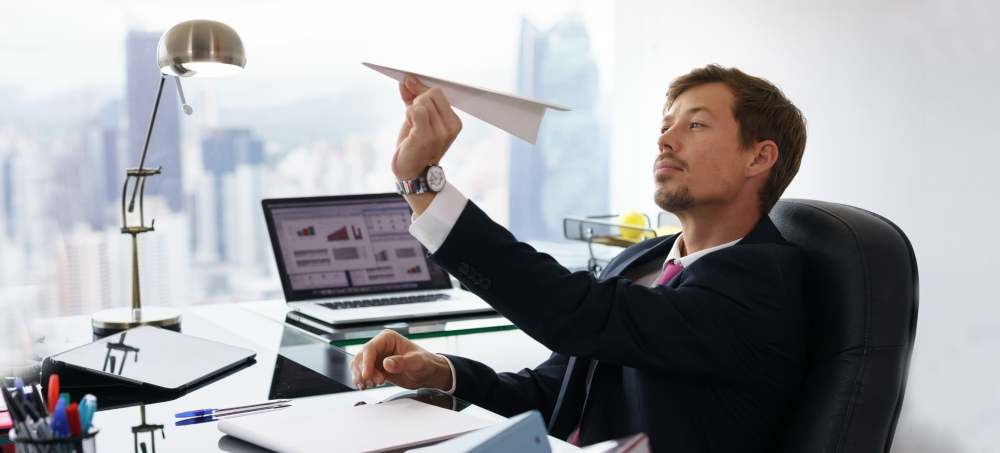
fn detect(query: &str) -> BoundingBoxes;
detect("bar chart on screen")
[283,218,377,272]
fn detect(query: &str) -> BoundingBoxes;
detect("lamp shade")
[157,20,246,77]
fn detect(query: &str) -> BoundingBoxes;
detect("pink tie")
[657,261,684,286]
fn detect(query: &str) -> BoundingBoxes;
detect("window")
[0,1,613,316]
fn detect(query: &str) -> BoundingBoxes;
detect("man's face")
[654,82,750,213]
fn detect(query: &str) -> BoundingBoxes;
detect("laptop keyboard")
[318,293,451,310]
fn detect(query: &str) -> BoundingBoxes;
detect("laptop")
[262,193,495,325]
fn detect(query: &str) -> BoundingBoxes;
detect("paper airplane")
[363,62,571,144]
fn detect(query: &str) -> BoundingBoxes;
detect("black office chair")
[770,199,919,453]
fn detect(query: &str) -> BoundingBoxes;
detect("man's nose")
[657,131,676,155]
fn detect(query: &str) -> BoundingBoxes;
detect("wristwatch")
[395,164,446,195]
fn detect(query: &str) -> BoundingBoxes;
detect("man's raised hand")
[392,76,463,181]
[349,329,453,392]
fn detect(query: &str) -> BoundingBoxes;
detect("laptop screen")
[263,194,453,301]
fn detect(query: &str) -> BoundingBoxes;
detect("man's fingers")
[405,105,432,146]
[398,76,430,106]
[350,351,367,390]
[405,75,431,96]
[413,97,447,146]
[420,87,462,136]
[384,351,430,378]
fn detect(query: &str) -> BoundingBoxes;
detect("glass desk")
[238,300,518,347]
[26,303,569,452]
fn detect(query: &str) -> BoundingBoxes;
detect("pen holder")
[9,426,98,453]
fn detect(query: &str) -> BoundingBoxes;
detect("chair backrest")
[769,199,919,453]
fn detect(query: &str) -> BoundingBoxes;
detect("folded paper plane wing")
[363,62,571,144]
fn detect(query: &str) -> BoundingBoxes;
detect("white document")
[218,398,497,453]
[363,62,571,144]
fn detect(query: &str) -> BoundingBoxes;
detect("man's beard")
[653,175,694,212]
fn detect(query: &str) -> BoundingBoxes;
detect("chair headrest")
[770,199,918,452]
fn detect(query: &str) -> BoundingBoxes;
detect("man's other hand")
[392,76,463,181]
[350,329,453,392]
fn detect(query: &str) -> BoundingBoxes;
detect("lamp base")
[91,306,182,337]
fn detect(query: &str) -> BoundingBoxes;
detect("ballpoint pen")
[174,399,292,419]
[174,404,292,426]
[14,377,25,403]
[30,384,47,417]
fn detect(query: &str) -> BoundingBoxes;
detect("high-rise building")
[99,101,124,205]
[126,31,183,212]
[509,14,609,241]
[57,224,113,316]
[79,101,122,230]
[197,129,267,272]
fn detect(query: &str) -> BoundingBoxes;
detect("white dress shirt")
[407,182,743,394]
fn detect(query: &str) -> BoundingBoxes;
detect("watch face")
[426,166,446,192]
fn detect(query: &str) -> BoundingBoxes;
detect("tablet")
[46,326,256,392]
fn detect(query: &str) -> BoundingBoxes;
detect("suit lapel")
[601,233,678,279]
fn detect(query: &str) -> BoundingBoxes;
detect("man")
[350,65,808,452]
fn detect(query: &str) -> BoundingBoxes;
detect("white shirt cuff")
[408,182,469,254]
[441,355,458,395]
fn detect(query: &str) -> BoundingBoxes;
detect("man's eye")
[660,126,671,133]
[691,122,704,128]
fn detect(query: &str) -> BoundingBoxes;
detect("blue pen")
[79,394,97,433]
[175,404,292,426]
[14,378,25,403]
[174,399,291,418]
[51,398,70,438]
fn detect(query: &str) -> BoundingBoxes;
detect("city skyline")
[0,6,615,317]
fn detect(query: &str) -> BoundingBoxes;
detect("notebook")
[217,398,497,453]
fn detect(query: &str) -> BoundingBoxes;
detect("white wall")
[613,1,999,451]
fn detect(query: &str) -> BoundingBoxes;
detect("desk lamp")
[91,20,247,334]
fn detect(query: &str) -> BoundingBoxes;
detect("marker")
[51,399,69,438]
[79,394,97,433]
[47,374,60,414]
[66,402,82,436]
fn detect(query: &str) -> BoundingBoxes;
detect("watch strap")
[395,176,429,195]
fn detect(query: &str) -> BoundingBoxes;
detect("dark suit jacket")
[431,202,808,452]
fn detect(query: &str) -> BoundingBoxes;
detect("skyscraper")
[126,31,183,212]
[509,14,609,241]
[198,129,267,272]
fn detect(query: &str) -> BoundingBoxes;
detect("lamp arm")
[128,74,168,211]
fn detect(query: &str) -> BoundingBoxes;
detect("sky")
[0,0,614,106]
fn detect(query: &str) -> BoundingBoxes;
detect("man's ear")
[747,140,778,178]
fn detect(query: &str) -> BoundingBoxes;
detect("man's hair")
[665,64,807,217]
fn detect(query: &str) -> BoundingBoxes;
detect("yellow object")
[619,211,648,239]
[655,225,682,236]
